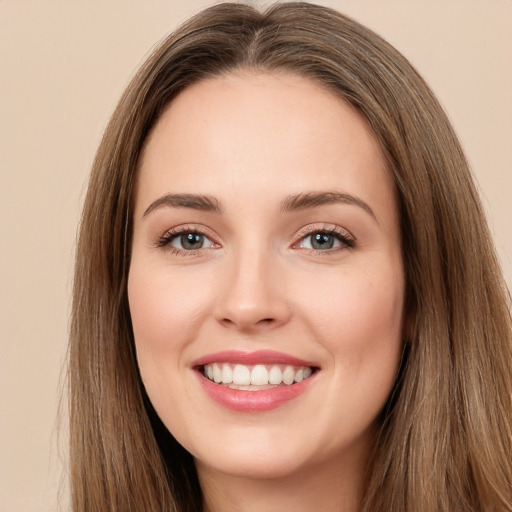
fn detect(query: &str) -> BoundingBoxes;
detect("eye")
[156,227,217,253]
[170,232,214,251]
[295,226,355,252]
[300,232,341,250]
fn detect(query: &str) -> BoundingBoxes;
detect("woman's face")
[128,72,405,480]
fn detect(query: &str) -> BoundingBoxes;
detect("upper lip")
[192,350,318,368]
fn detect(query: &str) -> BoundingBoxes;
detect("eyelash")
[293,224,356,253]
[155,224,356,256]
[155,225,217,256]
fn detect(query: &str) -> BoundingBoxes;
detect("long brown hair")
[69,3,512,511]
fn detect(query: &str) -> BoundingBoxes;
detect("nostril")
[219,316,277,331]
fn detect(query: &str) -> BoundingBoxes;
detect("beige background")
[1,1,510,510]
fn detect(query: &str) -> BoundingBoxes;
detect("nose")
[214,248,291,333]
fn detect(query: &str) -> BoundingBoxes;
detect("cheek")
[300,263,405,374]
[297,264,405,440]
[127,266,213,379]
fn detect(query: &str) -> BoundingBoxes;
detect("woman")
[69,2,512,511]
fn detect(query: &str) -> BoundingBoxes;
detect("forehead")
[136,71,395,222]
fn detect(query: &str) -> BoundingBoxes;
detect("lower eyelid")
[293,225,355,249]
[155,225,219,248]
[155,225,355,253]
[300,234,342,249]
[299,236,353,252]
[169,233,214,248]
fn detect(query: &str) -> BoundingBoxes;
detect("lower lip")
[196,372,316,412]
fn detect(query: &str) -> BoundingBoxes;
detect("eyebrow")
[280,191,377,221]
[142,190,376,221]
[143,193,223,217]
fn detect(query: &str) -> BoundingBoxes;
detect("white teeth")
[251,365,268,385]
[233,364,251,385]
[268,365,283,385]
[221,364,233,384]
[203,362,315,387]
[213,363,222,383]
[282,366,295,385]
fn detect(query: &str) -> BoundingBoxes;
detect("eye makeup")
[292,223,356,253]
[154,224,220,256]
[153,221,356,258]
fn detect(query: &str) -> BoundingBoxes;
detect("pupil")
[311,233,334,250]
[181,233,203,250]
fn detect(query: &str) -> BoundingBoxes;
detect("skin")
[128,72,406,512]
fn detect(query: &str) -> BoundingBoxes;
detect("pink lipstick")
[192,350,317,367]
[193,350,319,412]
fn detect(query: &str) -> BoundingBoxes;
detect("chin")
[195,447,310,481]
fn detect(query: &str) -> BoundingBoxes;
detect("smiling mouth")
[201,363,316,391]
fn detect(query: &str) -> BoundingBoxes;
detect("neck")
[197,443,371,512]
